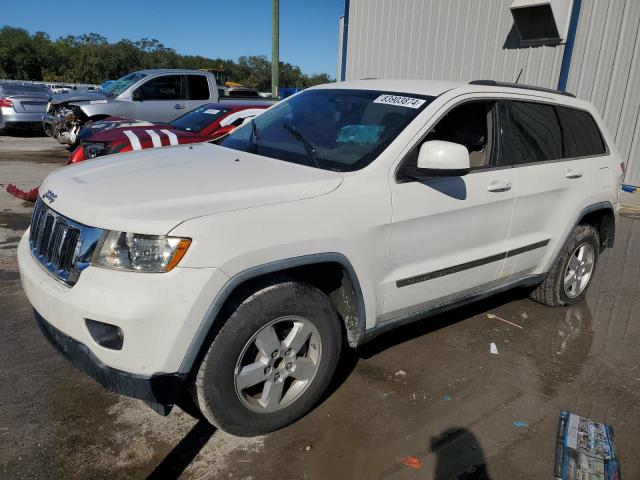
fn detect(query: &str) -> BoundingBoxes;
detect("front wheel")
[530,224,599,307]
[193,281,342,436]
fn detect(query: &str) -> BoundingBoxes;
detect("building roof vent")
[510,0,573,45]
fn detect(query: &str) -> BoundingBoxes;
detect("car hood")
[50,90,108,105]
[87,124,203,144]
[39,142,344,234]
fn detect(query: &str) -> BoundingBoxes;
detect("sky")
[4,0,346,76]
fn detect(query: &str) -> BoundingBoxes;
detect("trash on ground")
[487,313,524,330]
[513,421,528,428]
[521,312,528,319]
[6,184,39,202]
[305,445,312,452]
[621,184,637,193]
[554,411,620,480]
[395,369,406,377]
[490,342,499,355]
[402,456,423,469]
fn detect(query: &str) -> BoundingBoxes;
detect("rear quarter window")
[499,101,563,165]
[187,75,210,100]
[556,106,607,158]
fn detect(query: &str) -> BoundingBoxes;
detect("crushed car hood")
[50,90,108,105]
[39,142,343,234]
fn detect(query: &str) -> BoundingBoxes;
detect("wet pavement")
[1,136,639,479]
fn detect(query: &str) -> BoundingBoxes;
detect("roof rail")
[469,80,576,98]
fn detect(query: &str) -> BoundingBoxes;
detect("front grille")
[29,199,81,284]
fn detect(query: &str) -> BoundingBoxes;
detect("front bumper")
[42,112,78,144]
[18,231,230,375]
[35,310,183,414]
[42,113,62,138]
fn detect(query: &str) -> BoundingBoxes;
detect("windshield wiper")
[282,122,320,168]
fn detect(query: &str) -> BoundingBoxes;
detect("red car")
[6,102,271,201]
[68,101,271,164]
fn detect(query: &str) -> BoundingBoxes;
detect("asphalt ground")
[1,133,639,479]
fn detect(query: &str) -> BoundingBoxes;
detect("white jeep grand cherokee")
[18,80,622,436]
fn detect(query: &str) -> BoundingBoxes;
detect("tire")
[194,281,342,436]
[529,224,599,307]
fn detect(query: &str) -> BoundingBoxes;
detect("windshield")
[219,89,433,171]
[170,104,229,132]
[107,72,147,97]
[100,80,115,94]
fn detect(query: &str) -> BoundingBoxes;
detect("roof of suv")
[314,79,464,97]
[134,69,211,76]
[314,79,578,103]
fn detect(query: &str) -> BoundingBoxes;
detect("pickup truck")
[43,69,271,145]
[19,79,621,436]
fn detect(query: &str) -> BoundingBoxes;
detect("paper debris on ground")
[487,313,524,330]
[490,342,499,355]
[395,370,406,377]
[554,411,620,480]
[402,456,423,469]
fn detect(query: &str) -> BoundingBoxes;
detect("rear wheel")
[193,281,342,436]
[530,224,599,307]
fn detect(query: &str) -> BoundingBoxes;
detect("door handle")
[174,103,185,110]
[565,168,583,179]
[487,180,512,192]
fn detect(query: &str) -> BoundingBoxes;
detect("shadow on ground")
[147,420,216,480]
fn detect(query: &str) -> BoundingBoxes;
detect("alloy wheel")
[233,315,322,413]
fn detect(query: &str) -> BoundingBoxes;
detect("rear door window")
[556,106,607,158]
[498,101,563,166]
[137,75,184,101]
[187,75,210,100]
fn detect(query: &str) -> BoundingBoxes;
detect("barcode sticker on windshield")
[373,94,426,109]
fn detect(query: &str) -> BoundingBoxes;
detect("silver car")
[0,82,51,133]
[43,69,219,145]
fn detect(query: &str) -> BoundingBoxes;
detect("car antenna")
[515,68,524,84]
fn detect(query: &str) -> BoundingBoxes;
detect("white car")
[18,79,622,436]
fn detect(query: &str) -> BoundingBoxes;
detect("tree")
[0,25,335,89]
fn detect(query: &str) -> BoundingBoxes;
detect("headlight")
[83,142,109,158]
[92,231,191,272]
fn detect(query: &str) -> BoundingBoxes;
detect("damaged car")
[68,102,271,163]
[42,69,228,146]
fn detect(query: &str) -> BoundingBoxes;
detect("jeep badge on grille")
[42,190,57,204]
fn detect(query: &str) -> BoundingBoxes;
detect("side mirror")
[414,140,470,177]
[132,89,142,101]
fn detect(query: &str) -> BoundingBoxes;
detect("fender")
[178,253,367,375]
[545,201,615,273]
[77,101,126,120]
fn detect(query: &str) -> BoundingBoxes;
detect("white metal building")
[337,0,640,186]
